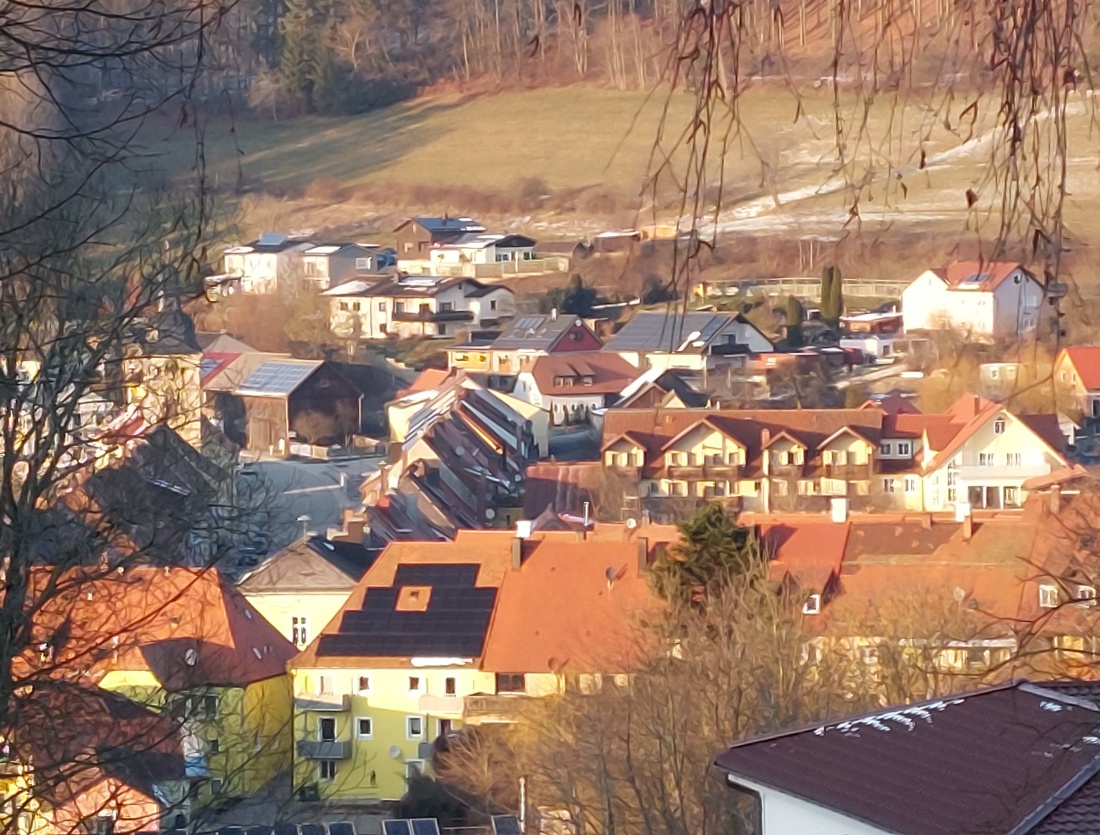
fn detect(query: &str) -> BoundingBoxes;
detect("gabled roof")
[439,233,536,250]
[714,681,1100,835]
[402,217,486,234]
[657,417,751,455]
[923,397,1068,472]
[816,424,877,449]
[1059,347,1100,391]
[196,332,257,353]
[930,260,1034,291]
[528,352,639,396]
[603,310,770,354]
[25,567,296,689]
[491,315,597,351]
[238,535,376,594]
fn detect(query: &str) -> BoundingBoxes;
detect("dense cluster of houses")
[13,222,1100,835]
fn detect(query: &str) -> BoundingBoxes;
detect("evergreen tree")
[279,0,319,110]
[785,294,805,347]
[652,503,762,605]
[821,265,843,328]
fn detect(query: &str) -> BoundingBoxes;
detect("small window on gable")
[897,442,911,456]
[994,417,1006,434]
[1040,585,1059,609]
[445,677,457,696]
[1078,586,1096,606]
[408,676,422,693]
[802,594,822,615]
[357,676,371,694]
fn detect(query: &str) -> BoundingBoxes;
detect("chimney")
[511,537,523,570]
[1050,485,1062,515]
[515,519,533,539]
[830,498,848,524]
[551,307,558,321]
[921,513,932,531]
[963,511,973,542]
[637,536,649,572]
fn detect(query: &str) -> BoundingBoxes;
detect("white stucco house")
[221,233,314,294]
[428,234,536,273]
[603,311,774,372]
[900,261,1049,338]
[324,274,515,340]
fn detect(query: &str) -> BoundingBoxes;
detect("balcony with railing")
[463,693,537,724]
[824,463,874,481]
[294,693,351,712]
[419,694,465,715]
[391,308,475,324]
[297,740,351,759]
[956,463,1051,481]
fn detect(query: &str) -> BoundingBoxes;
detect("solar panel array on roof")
[382,822,413,835]
[327,824,355,835]
[316,564,496,658]
[215,824,353,835]
[238,362,316,395]
[299,825,325,835]
[410,820,441,835]
[964,272,990,284]
[491,815,523,835]
[606,311,736,353]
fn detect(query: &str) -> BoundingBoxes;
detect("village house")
[323,274,515,340]
[301,243,395,290]
[900,260,1051,338]
[220,233,314,294]
[238,535,376,651]
[23,567,297,808]
[511,352,640,427]
[715,680,1100,835]
[427,233,536,273]
[393,217,486,270]
[603,311,774,372]
[288,524,673,802]
[450,312,603,375]
[598,395,1068,519]
[1054,345,1100,419]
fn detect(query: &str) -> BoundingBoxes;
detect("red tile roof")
[528,352,639,396]
[942,261,1029,290]
[396,367,452,397]
[1060,347,1100,391]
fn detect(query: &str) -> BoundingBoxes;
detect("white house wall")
[727,775,893,835]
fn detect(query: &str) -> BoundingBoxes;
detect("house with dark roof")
[603,311,774,372]
[301,243,396,290]
[613,367,710,410]
[221,233,315,294]
[475,313,603,375]
[597,394,1068,519]
[901,260,1053,338]
[714,680,1100,835]
[238,535,376,651]
[393,217,486,260]
[511,352,641,426]
[1055,346,1100,419]
[427,233,536,272]
[323,274,515,340]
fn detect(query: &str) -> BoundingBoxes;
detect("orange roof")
[24,567,295,688]
[759,520,851,592]
[940,261,1029,290]
[396,367,453,398]
[481,536,661,674]
[1060,347,1100,391]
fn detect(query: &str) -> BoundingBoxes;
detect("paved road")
[238,456,383,553]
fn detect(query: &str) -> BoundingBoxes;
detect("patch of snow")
[818,699,965,738]
[1040,701,1067,712]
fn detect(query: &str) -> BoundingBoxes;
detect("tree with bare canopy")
[0,1,297,832]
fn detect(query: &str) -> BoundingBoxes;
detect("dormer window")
[1039,585,1059,609]
[802,594,822,615]
[897,442,911,456]
[1078,586,1096,606]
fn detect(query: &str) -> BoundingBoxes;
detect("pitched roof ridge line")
[1009,751,1100,835]
[1017,681,1100,712]
[719,678,1028,754]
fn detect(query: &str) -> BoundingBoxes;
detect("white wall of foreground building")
[724,774,893,835]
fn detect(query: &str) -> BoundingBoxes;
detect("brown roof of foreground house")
[715,680,1100,835]
[1060,346,1100,391]
[528,352,639,396]
[934,260,1029,290]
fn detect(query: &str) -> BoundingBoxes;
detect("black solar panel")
[382,822,413,835]
[274,824,298,835]
[245,827,272,835]
[328,823,355,835]
[410,821,440,835]
[300,825,325,835]
[238,361,315,395]
[219,826,245,835]
[316,564,497,658]
[491,815,522,835]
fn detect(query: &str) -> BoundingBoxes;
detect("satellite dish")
[485,508,496,520]
[625,517,638,530]
[389,745,402,760]
[455,446,465,456]
[953,587,966,602]
[184,648,197,667]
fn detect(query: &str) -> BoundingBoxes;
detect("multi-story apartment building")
[221,234,314,294]
[601,395,1068,518]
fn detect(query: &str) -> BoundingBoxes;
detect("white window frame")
[405,759,425,780]
[1006,452,1022,466]
[444,676,457,696]
[319,760,337,781]
[994,417,1006,434]
[355,716,373,739]
[883,478,896,494]
[318,716,337,742]
[880,442,892,456]
[355,257,371,270]
[904,476,919,495]
[357,675,371,694]
[979,453,994,466]
[291,615,309,648]
[897,441,911,456]
[406,716,424,739]
[408,676,423,694]
[802,594,821,615]
[1039,584,1059,609]
[1078,586,1097,606]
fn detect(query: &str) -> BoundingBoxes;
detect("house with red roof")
[901,260,1051,338]
[512,352,641,426]
[1055,346,1100,419]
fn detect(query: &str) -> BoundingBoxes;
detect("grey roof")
[414,217,484,233]
[238,536,375,593]
[247,233,312,253]
[604,311,748,354]
[491,314,582,350]
[714,680,1100,835]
